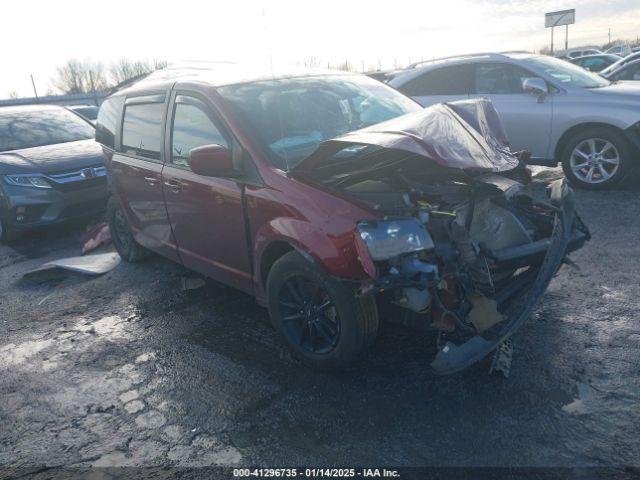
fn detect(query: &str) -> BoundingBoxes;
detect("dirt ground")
[1,168,639,475]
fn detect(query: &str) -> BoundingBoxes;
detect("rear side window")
[121,102,164,160]
[398,65,473,96]
[170,97,228,168]
[474,63,533,94]
[95,96,124,149]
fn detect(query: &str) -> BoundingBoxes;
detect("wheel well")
[260,241,294,288]
[554,123,624,160]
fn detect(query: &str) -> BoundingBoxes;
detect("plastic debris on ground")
[24,252,121,279]
[81,222,112,254]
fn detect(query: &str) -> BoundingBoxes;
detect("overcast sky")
[2,0,639,98]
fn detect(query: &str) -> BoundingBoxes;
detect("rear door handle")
[144,176,158,186]
[163,180,182,193]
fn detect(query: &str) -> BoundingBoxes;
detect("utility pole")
[608,28,611,44]
[30,74,38,100]
[550,26,554,55]
[565,24,569,50]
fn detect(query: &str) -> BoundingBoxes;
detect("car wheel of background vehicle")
[0,210,21,243]
[561,127,631,190]
[107,197,149,262]
[267,251,378,370]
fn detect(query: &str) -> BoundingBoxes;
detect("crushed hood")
[293,98,519,174]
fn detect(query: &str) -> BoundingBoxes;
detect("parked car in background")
[0,105,108,241]
[563,48,603,59]
[365,68,402,83]
[600,51,640,78]
[605,44,632,57]
[68,104,100,124]
[604,59,640,82]
[570,54,621,72]
[389,52,640,189]
[96,64,588,374]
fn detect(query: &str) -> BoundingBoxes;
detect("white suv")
[389,52,640,189]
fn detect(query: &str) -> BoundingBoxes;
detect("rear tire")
[267,251,378,370]
[107,197,149,262]
[561,127,631,190]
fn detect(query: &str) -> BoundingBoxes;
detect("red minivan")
[96,64,588,374]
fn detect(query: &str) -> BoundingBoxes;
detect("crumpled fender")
[253,217,371,285]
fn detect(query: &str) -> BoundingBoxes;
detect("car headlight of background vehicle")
[3,174,52,189]
[357,218,434,261]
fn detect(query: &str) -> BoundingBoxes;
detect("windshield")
[522,56,610,88]
[0,107,94,152]
[601,52,640,76]
[218,75,421,169]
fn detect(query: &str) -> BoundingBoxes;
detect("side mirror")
[187,144,240,177]
[523,77,548,102]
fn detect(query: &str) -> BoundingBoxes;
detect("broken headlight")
[357,218,434,261]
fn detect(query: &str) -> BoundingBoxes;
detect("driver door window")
[474,63,532,94]
[170,97,228,168]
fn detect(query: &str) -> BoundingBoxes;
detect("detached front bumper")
[0,179,108,231]
[431,178,587,375]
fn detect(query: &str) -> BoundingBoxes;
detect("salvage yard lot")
[1,168,639,472]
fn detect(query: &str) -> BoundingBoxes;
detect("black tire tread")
[107,196,149,262]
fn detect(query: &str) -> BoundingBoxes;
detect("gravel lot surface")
[1,168,639,475]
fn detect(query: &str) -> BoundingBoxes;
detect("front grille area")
[46,165,107,191]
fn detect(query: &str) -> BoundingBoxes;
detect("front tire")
[267,251,378,370]
[561,127,631,189]
[0,210,21,243]
[107,197,149,262]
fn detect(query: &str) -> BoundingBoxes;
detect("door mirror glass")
[187,144,239,177]
[523,77,548,95]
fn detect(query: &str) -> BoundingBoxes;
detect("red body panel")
[162,163,253,293]
[110,154,181,263]
[109,82,381,301]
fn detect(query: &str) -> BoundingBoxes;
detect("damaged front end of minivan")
[294,99,590,375]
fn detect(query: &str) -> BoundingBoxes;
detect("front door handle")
[163,180,182,193]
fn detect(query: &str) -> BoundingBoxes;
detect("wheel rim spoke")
[599,142,614,155]
[278,275,340,355]
[283,313,305,322]
[315,320,335,345]
[597,164,610,179]
[573,149,589,160]
[279,299,302,310]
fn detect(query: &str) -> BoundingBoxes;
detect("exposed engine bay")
[293,99,590,374]
[349,163,588,374]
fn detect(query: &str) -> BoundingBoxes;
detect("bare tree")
[300,56,323,68]
[109,58,167,86]
[52,59,108,94]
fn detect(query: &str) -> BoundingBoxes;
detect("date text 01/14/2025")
[233,468,401,478]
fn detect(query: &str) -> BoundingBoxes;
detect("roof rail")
[407,51,532,69]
